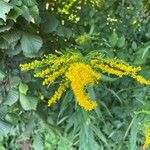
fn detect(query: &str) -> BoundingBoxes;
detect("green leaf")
[0,24,12,33]
[129,116,139,150]
[5,44,22,56]
[86,86,95,99]
[41,14,59,33]
[21,33,43,56]
[0,70,6,82]
[101,74,118,82]
[58,90,73,117]
[20,5,33,22]
[2,30,21,44]
[29,5,40,23]
[23,0,37,7]
[19,93,38,110]
[19,115,37,140]
[56,26,72,39]
[0,119,12,137]
[0,1,13,21]
[0,20,4,25]
[117,36,125,48]
[131,41,137,50]
[0,38,9,49]
[92,125,111,149]
[79,123,100,150]
[7,6,22,22]
[117,51,128,61]
[19,82,29,94]
[9,76,21,88]
[0,106,8,119]
[4,89,19,106]
[5,113,19,125]
[33,134,44,150]
[11,0,22,6]
[134,42,150,65]
[141,43,150,59]
[109,31,118,47]
[20,3,39,23]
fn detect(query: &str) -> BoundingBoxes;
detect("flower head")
[66,63,100,111]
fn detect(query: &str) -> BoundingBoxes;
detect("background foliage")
[0,0,150,149]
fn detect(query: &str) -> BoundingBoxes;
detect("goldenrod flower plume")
[66,63,100,111]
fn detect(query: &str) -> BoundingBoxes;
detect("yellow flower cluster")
[131,74,150,85]
[104,59,142,73]
[20,54,79,72]
[42,68,66,85]
[20,51,150,111]
[20,60,43,71]
[52,54,79,68]
[94,63,126,77]
[34,68,50,78]
[65,63,100,111]
[48,82,68,107]
[91,59,150,86]
[144,129,150,149]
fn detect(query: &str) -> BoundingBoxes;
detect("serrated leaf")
[4,89,19,106]
[19,93,38,110]
[0,1,13,21]
[5,44,21,56]
[0,106,8,119]
[0,119,12,137]
[21,33,43,56]
[9,76,21,88]
[0,24,12,33]
[19,82,28,94]
[2,30,21,44]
